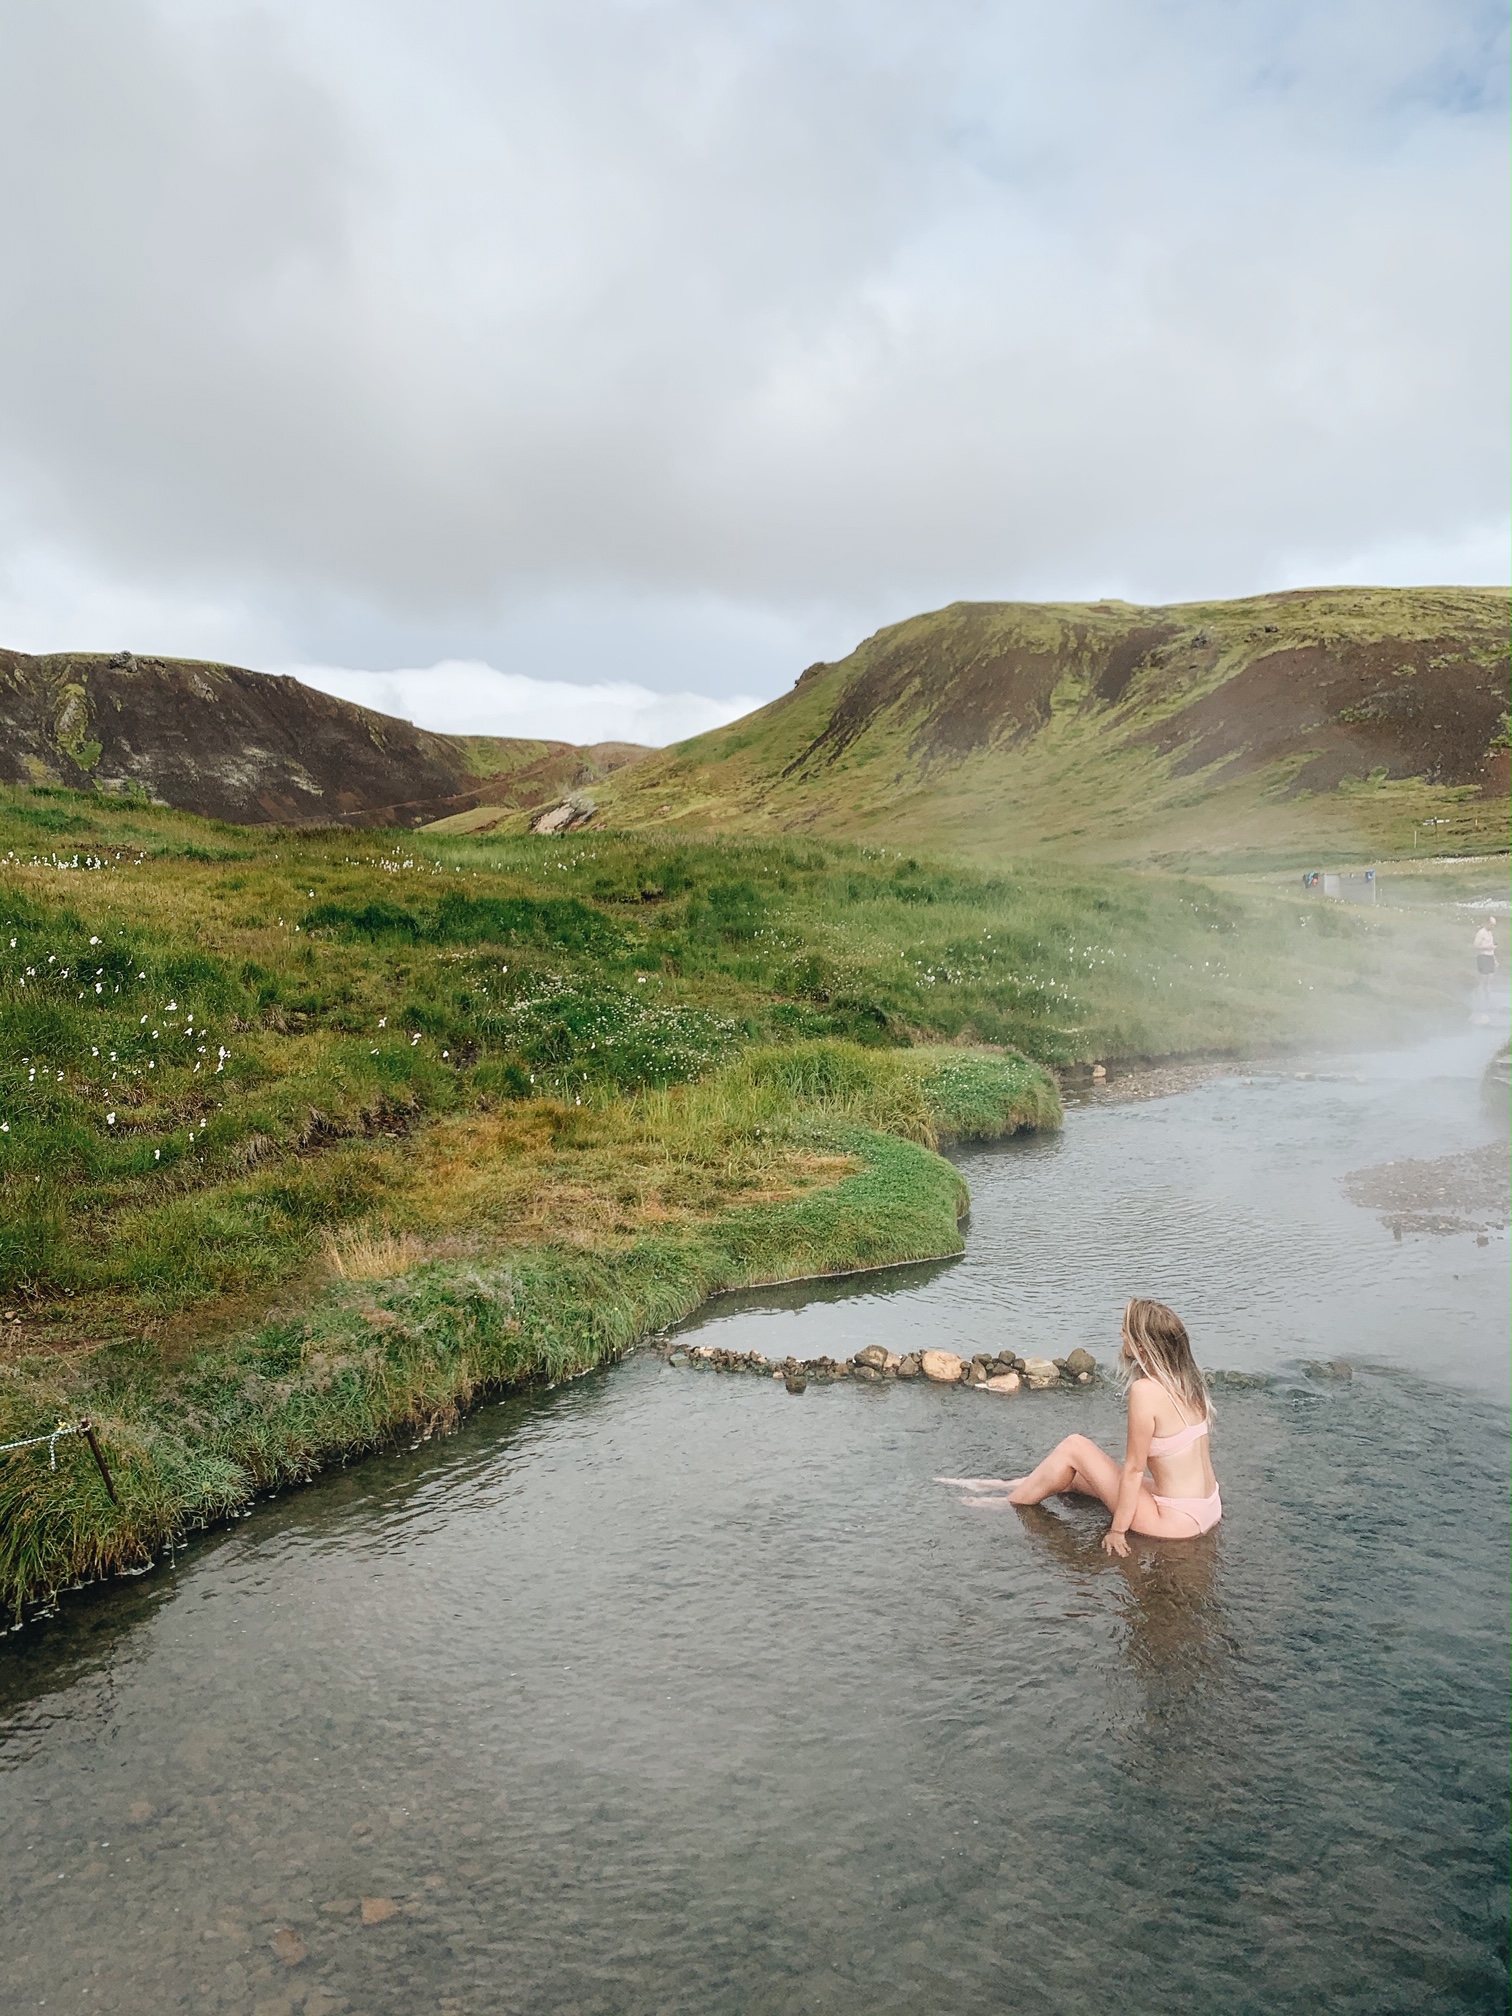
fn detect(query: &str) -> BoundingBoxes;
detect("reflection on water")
[0,1030,1507,2015]
[1016,1504,1234,1713]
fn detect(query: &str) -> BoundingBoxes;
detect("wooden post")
[77,1418,117,1504]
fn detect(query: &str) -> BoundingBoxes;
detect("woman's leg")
[1003,1434,1203,1538]
[1006,1433,1122,1508]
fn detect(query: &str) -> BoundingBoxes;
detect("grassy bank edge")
[1,1063,1057,1618]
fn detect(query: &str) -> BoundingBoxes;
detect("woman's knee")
[1057,1433,1096,1461]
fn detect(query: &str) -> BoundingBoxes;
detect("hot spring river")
[3,1028,1508,2015]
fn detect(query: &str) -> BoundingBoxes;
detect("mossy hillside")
[579,586,1510,869]
[0,645,652,827]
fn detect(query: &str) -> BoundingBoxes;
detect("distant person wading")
[939,1299,1220,1551]
[1473,917,1497,1011]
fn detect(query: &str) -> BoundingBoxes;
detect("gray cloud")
[0,0,1505,723]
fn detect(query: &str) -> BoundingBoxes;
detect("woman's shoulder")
[1126,1376,1164,1412]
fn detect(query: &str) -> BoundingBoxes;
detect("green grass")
[0,1122,966,1613]
[0,779,1479,1611]
[0,788,1473,1315]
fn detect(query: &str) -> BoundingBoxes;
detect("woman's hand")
[1101,1527,1131,1558]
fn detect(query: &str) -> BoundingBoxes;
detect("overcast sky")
[1,0,1506,744]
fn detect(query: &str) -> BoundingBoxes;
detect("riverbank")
[0,1046,1059,1613]
[0,782,1478,1613]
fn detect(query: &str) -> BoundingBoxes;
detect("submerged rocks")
[849,1348,891,1382]
[673,1343,774,1375]
[667,1335,1098,1397]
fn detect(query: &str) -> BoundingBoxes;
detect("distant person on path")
[939,1299,1220,1550]
[1474,918,1497,1010]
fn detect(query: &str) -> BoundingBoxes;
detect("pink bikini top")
[1147,1417,1209,1458]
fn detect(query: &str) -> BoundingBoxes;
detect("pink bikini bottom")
[1150,1485,1223,1536]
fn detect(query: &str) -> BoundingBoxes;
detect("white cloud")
[287,660,762,749]
[1271,519,1512,600]
[0,0,1503,727]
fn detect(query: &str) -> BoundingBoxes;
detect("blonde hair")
[1122,1297,1212,1422]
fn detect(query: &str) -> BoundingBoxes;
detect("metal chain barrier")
[0,1418,117,1500]
[0,1421,79,1467]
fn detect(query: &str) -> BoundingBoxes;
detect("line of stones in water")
[663,1341,1101,1395]
[662,1345,1355,1397]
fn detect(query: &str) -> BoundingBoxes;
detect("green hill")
[566,586,1509,868]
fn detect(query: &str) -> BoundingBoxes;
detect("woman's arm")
[1101,1382,1157,1557]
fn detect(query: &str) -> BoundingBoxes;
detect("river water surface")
[2,1029,1508,2016]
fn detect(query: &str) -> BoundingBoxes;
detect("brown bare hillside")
[0,648,648,828]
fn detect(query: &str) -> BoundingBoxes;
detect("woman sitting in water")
[944,1298,1221,1555]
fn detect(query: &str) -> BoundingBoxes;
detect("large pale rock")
[1021,1356,1062,1388]
[921,1349,964,1384]
[983,1372,1021,1394]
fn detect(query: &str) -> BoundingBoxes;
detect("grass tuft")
[320,1224,428,1279]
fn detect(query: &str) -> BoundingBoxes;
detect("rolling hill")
[0,647,647,828]
[575,586,1509,868]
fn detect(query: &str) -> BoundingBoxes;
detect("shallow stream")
[2,1027,1508,2015]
